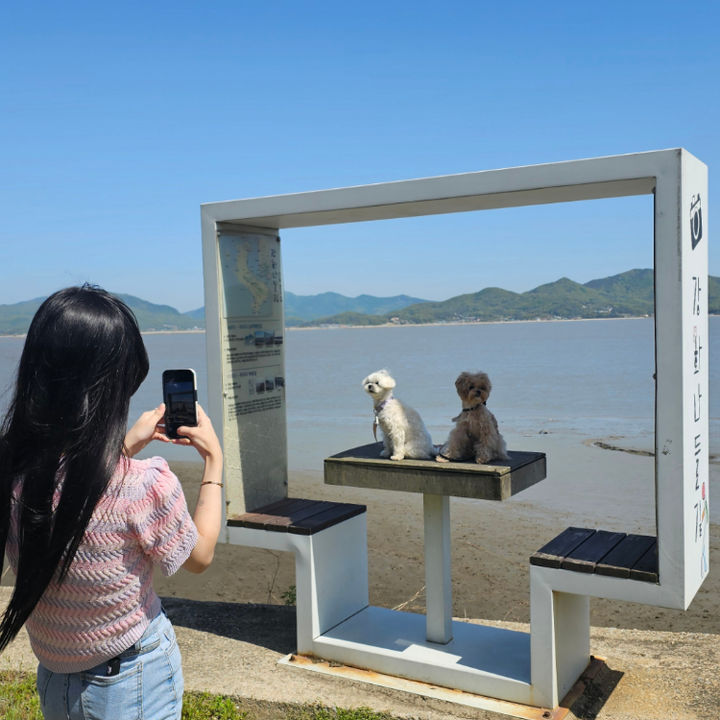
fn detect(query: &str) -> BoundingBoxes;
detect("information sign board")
[215,227,287,515]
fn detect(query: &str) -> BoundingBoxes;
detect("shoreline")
[286,315,655,331]
[5,313,711,339]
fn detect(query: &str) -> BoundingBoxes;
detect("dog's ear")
[477,373,492,402]
[455,372,471,397]
[378,371,396,389]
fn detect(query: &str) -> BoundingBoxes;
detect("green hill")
[389,269,658,324]
[1,269,718,334]
[584,268,655,315]
[284,291,426,322]
[0,298,46,335]
[114,294,201,331]
[390,287,521,324]
[709,276,720,314]
[305,269,720,326]
[0,294,203,335]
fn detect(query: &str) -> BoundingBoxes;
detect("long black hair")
[0,285,149,652]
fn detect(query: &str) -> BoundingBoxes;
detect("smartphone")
[162,369,198,439]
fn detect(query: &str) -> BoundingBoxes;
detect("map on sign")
[219,233,282,319]
[214,229,287,514]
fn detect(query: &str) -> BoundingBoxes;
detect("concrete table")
[325,442,546,644]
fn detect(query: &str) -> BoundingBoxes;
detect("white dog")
[362,369,435,460]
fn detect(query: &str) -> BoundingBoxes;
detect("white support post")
[530,567,590,708]
[226,514,369,657]
[294,515,370,654]
[305,514,370,650]
[423,493,453,644]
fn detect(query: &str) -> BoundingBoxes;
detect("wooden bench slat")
[228,497,367,535]
[243,497,317,520]
[562,530,626,573]
[248,497,308,514]
[229,498,319,530]
[629,540,659,582]
[273,500,349,532]
[531,527,659,584]
[289,503,367,535]
[596,534,657,578]
[249,500,338,532]
[266,498,321,516]
[279,500,338,524]
[530,527,595,568]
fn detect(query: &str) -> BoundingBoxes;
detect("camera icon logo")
[690,194,703,250]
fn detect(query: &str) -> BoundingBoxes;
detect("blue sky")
[1,1,717,311]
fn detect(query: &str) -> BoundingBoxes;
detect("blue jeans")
[36,610,183,720]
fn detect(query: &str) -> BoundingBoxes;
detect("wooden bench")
[529,526,660,707]
[530,527,658,583]
[228,497,366,535]
[225,497,369,655]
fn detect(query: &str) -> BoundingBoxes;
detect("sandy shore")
[152,435,719,635]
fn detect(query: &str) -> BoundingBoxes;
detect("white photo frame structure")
[201,147,708,621]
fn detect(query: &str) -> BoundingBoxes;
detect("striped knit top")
[7,456,198,673]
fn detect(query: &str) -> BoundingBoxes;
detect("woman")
[0,285,223,719]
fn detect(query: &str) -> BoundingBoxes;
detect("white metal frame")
[201,149,709,709]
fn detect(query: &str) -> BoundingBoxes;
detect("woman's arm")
[125,403,224,573]
[173,405,224,573]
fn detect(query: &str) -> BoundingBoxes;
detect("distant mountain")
[183,306,206,322]
[389,287,521,324]
[1,271,718,335]
[0,294,203,335]
[385,270,657,324]
[584,268,654,315]
[305,269,720,326]
[0,290,424,334]
[709,276,720,313]
[114,294,201,331]
[284,291,427,323]
[0,298,46,335]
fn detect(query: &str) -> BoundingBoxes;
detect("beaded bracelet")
[200,480,224,487]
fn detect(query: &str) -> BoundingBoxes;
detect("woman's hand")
[175,405,223,463]
[125,403,222,466]
[124,404,171,457]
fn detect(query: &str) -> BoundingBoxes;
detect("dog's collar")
[372,398,393,441]
[374,398,393,415]
[460,402,486,412]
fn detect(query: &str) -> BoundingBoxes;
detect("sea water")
[281,317,668,472]
[0,318,717,472]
